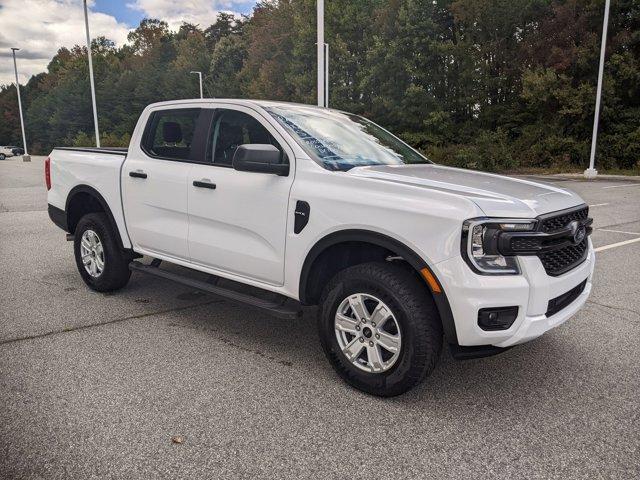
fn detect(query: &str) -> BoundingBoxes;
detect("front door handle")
[193,180,216,190]
[129,170,147,179]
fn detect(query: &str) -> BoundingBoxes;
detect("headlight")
[461,219,537,275]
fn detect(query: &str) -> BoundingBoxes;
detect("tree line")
[0,0,638,172]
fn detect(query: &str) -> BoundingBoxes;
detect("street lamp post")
[324,42,329,108]
[585,0,611,179]
[83,0,100,148]
[317,0,325,107]
[190,71,203,99]
[11,48,29,161]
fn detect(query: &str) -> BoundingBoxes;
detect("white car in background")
[0,146,19,160]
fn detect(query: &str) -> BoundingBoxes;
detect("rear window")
[143,109,201,160]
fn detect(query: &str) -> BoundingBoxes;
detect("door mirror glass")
[233,144,289,176]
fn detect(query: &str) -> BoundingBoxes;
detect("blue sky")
[93,0,145,27]
[93,0,257,28]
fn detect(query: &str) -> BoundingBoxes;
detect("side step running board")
[129,261,302,320]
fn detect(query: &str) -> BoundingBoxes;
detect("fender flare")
[299,229,459,344]
[65,185,128,251]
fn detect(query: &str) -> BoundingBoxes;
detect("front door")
[188,106,294,285]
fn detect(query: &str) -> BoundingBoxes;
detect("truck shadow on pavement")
[153,281,589,407]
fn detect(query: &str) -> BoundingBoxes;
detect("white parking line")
[594,237,640,252]
[598,228,640,236]
[589,203,609,207]
[602,183,640,189]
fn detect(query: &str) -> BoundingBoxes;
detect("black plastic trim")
[477,306,519,331]
[294,201,310,234]
[54,147,127,155]
[130,261,302,320]
[48,204,68,231]
[65,185,127,250]
[299,229,459,344]
[546,279,587,317]
[449,343,513,360]
[193,180,216,189]
[498,218,592,256]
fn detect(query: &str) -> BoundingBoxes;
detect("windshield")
[265,105,431,171]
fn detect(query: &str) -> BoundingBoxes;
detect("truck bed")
[48,145,131,248]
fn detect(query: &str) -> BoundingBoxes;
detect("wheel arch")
[65,185,127,251]
[298,229,458,344]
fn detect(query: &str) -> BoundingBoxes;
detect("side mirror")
[232,144,289,176]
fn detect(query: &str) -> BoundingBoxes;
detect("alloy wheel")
[80,229,105,278]
[334,293,402,373]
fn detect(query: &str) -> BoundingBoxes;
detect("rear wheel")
[73,213,131,292]
[318,262,443,397]
[0,153,5,160]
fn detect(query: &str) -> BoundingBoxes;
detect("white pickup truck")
[47,99,594,396]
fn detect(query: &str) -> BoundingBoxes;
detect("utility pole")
[317,0,325,107]
[11,48,29,161]
[585,0,610,179]
[190,71,204,98]
[83,0,100,147]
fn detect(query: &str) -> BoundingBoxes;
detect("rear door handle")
[129,170,147,179]
[193,180,216,190]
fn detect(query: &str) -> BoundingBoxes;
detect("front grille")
[546,280,587,317]
[540,206,589,233]
[512,238,540,251]
[538,238,588,275]
[536,206,590,276]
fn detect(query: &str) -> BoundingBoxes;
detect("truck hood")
[348,164,584,217]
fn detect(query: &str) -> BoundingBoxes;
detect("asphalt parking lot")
[1,156,639,479]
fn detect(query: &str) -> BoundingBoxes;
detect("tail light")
[45,157,51,190]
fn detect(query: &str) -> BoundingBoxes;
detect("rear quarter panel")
[47,149,131,248]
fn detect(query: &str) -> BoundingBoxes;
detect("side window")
[208,109,286,166]
[143,109,201,160]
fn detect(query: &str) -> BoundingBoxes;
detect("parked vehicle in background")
[0,146,19,159]
[45,99,595,396]
[12,147,24,156]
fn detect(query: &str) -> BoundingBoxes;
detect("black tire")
[73,213,131,292]
[0,154,5,160]
[318,262,443,397]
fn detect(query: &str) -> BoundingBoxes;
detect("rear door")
[188,105,295,285]
[122,107,210,261]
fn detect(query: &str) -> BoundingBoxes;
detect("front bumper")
[435,238,595,348]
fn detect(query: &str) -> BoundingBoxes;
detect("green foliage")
[0,1,638,173]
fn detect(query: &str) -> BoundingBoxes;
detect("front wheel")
[318,262,443,397]
[73,213,131,292]
[0,153,5,160]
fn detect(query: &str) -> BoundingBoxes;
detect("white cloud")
[127,0,249,30]
[0,0,130,86]
[0,0,254,86]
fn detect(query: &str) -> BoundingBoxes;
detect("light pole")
[190,71,203,98]
[585,0,610,179]
[11,48,29,161]
[324,42,329,107]
[83,0,100,147]
[317,0,325,107]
